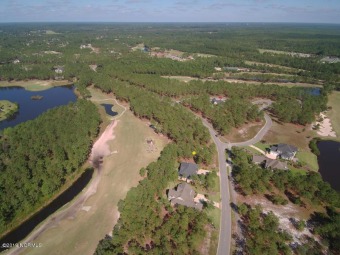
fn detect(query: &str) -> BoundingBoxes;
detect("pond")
[0,86,77,130]
[317,140,340,191]
[101,103,118,116]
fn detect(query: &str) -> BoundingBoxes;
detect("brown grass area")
[224,120,265,143]
[24,91,168,255]
[327,91,340,141]
[262,117,314,151]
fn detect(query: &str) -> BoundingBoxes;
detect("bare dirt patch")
[224,120,265,143]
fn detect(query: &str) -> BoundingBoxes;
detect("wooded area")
[0,100,101,234]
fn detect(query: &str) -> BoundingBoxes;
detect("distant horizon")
[1,0,339,24]
[1,21,340,25]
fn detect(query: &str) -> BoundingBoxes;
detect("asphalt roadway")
[201,99,273,255]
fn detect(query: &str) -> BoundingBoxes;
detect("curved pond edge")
[0,168,94,252]
[317,139,340,192]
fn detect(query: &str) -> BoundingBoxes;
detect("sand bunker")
[89,120,118,166]
[314,112,336,137]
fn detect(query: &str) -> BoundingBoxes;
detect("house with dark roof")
[252,155,288,170]
[252,155,267,164]
[269,143,298,160]
[264,158,288,170]
[179,162,198,179]
[168,183,203,211]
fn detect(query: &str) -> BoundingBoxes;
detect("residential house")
[264,158,288,170]
[168,183,203,211]
[269,144,298,160]
[252,155,288,170]
[179,162,198,179]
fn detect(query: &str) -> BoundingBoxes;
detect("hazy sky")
[0,0,339,23]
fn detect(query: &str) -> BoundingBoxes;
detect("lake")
[317,140,340,191]
[0,86,77,130]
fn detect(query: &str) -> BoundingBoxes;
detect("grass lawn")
[0,80,72,91]
[289,167,307,176]
[207,207,220,229]
[244,146,262,155]
[296,151,319,171]
[254,141,270,152]
[24,90,168,255]
[263,118,314,151]
[327,91,340,141]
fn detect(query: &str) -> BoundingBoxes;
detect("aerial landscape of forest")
[0,1,340,255]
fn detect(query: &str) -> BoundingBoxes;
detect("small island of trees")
[0,100,19,121]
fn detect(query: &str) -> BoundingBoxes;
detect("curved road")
[200,99,273,255]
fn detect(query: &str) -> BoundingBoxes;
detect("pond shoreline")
[317,140,340,192]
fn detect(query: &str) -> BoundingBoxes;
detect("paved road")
[201,119,231,255]
[200,100,273,255]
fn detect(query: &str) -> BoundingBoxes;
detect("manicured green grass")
[296,151,319,171]
[328,91,340,140]
[289,167,307,176]
[244,146,262,155]
[254,142,270,152]
[207,207,220,229]
[0,80,72,91]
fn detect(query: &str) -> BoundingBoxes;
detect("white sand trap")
[82,206,91,212]
[315,113,336,137]
[89,120,118,163]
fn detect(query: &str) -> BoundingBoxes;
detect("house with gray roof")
[269,143,298,160]
[264,158,288,170]
[179,162,198,179]
[252,155,288,170]
[252,155,266,164]
[168,183,203,211]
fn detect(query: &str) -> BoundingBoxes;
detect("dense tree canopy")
[0,100,101,233]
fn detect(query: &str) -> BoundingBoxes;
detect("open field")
[0,80,72,91]
[258,49,312,58]
[327,91,340,141]
[22,90,168,255]
[245,60,301,72]
[224,120,265,143]
[0,100,18,121]
[162,75,321,88]
[295,151,318,172]
[262,118,314,151]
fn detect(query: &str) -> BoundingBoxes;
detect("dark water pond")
[317,140,340,191]
[0,86,77,130]
[101,103,117,116]
[0,168,94,251]
[308,88,321,96]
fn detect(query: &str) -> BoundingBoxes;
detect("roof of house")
[168,183,202,210]
[179,162,198,178]
[265,158,288,170]
[252,155,266,164]
[270,143,298,158]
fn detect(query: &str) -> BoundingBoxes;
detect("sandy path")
[6,121,118,255]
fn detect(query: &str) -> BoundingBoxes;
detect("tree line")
[0,100,101,234]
